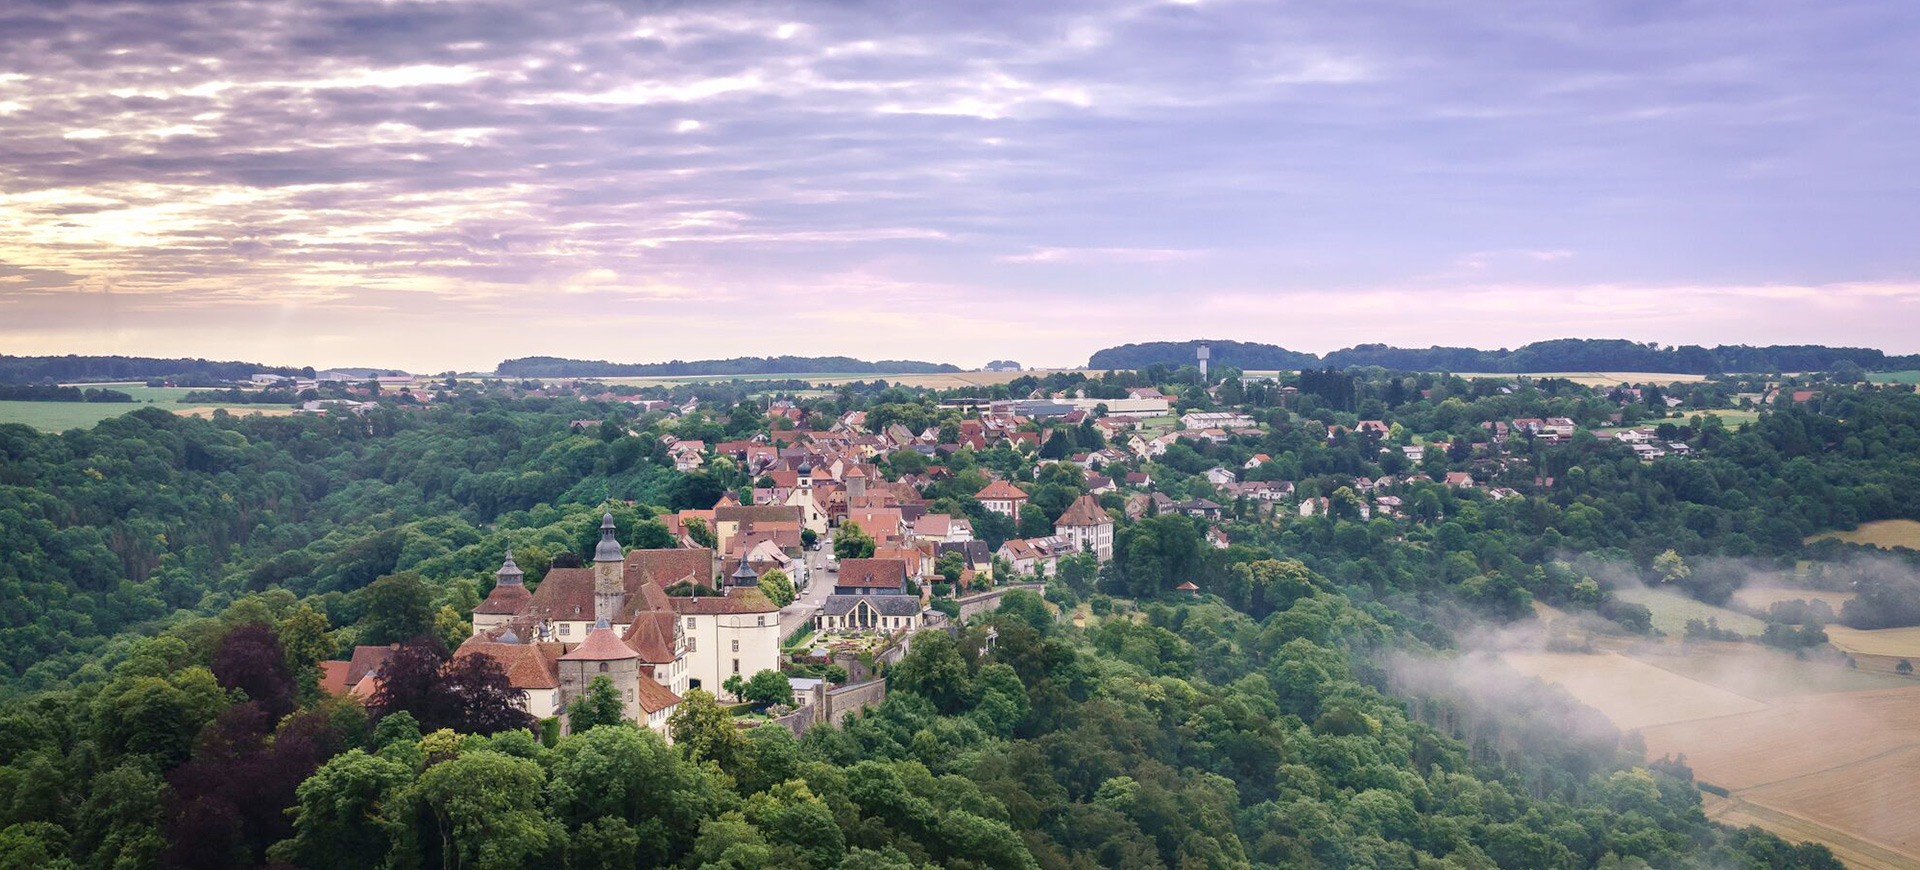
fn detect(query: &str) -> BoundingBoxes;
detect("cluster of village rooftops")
[311,373,1738,733]
[309,417,1125,735]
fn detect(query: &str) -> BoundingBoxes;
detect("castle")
[459,513,783,734]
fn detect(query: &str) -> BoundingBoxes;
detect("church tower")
[593,512,626,626]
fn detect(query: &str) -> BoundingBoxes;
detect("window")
[686,617,696,628]
[757,616,766,627]
[598,662,609,673]
[626,689,634,702]
[731,639,739,652]
[687,637,696,651]
[732,658,740,674]
[559,623,571,636]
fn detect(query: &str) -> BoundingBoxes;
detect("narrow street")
[778,530,833,638]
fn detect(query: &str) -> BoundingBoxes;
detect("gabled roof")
[976,480,1028,500]
[346,644,399,688]
[455,639,562,689]
[318,660,352,696]
[623,548,712,591]
[1055,494,1111,527]
[834,558,907,590]
[526,567,598,622]
[621,611,679,663]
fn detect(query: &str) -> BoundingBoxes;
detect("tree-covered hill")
[1087,338,1919,375]
[1087,340,1321,372]
[497,355,963,377]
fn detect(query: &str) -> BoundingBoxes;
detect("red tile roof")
[455,640,562,689]
[346,644,399,688]
[1055,494,1111,527]
[636,677,681,714]
[526,567,598,622]
[318,660,352,696]
[976,480,1028,500]
[621,611,679,664]
[835,558,907,590]
[559,626,639,661]
[474,582,532,615]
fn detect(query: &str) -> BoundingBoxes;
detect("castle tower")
[593,512,626,626]
[557,617,642,730]
[845,464,867,501]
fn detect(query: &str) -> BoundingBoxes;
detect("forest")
[0,355,309,385]
[0,367,1914,869]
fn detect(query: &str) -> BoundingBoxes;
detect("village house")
[1180,411,1256,429]
[976,479,1029,517]
[996,536,1071,577]
[1053,494,1115,561]
[816,558,923,634]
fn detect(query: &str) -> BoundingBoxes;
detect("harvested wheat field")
[1641,687,1920,867]
[1513,647,1920,867]
[1807,519,1920,551]
[1825,625,1920,659]
[1742,746,1920,860]
[1500,651,1765,729]
[1731,586,1857,613]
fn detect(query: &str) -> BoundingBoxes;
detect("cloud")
[0,0,1915,370]
[998,247,1207,264]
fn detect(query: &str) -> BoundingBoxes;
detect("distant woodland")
[1089,338,1920,375]
[497,355,964,377]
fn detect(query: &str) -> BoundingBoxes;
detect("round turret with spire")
[731,558,759,587]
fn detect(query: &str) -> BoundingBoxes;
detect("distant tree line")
[1088,338,1920,375]
[497,355,962,377]
[0,384,134,403]
[0,354,309,384]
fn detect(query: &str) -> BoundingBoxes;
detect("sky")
[3,0,1919,372]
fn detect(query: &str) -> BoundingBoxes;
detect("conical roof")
[559,619,639,661]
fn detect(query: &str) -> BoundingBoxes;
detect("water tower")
[1196,342,1210,380]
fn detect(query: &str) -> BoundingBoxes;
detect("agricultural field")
[0,401,151,431]
[1824,626,1920,676]
[1731,586,1857,613]
[1500,651,1766,729]
[1641,686,1920,865]
[1514,644,1920,866]
[1807,519,1920,551]
[1612,586,1769,636]
[1627,642,1909,700]
[1869,370,1920,385]
[0,381,299,431]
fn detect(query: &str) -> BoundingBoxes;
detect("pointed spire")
[496,549,524,585]
[594,511,623,562]
[731,559,759,585]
